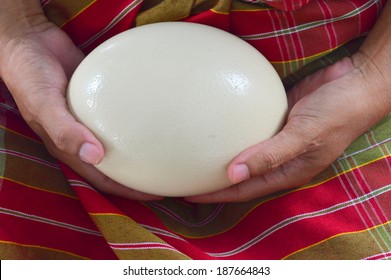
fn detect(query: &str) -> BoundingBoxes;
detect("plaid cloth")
[1,0,390,260]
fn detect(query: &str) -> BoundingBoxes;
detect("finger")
[32,91,104,165]
[227,121,311,184]
[287,57,354,109]
[188,156,320,203]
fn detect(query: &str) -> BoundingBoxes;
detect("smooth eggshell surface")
[67,22,288,197]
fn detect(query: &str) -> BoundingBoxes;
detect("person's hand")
[0,13,160,200]
[187,56,388,203]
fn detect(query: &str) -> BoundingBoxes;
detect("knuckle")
[248,151,282,176]
[259,151,281,171]
[53,126,73,153]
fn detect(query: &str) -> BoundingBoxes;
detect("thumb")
[227,123,309,184]
[32,93,104,165]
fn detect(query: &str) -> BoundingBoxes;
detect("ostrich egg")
[67,22,287,197]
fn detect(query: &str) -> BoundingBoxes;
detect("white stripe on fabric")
[78,0,143,50]
[0,207,102,236]
[141,224,188,242]
[206,184,391,257]
[0,148,60,169]
[240,0,381,40]
[68,179,98,192]
[147,201,225,227]
[334,158,391,256]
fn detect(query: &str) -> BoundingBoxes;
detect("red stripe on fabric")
[0,115,34,140]
[0,108,41,142]
[285,11,305,61]
[338,159,391,228]
[180,157,391,259]
[0,180,115,259]
[61,0,143,53]
[59,163,214,259]
[230,10,275,36]
[0,214,116,259]
[59,152,391,259]
[234,206,364,259]
[0,178,100,233]
[233,10,293,61]
[107,198,215,259]
[317,0,337,50]
[58,163,123,215]
[230,0,380,62]
[365,251,391,260]
[184,10,230,32]
[150,234,213,260]
[59,162,185,230]
[109,242,174,250]
[264,0,313,11]
[199,198,386,259]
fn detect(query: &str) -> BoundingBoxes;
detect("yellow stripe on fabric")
[157,154,391,240]
[43,0,97,28]
[302,154,391,191]
[269,38,355,64]
[231,8,272,12]
[282,220,391,260]
[89,214,190,259]
[0,125,42,144]
[0,241,88,260]
[210,8,229,15]
[231,0,272,11]
[59,0,98,28]
[209,0,231,14]
[89,212,129,218]
[136,0,196,26]
[0,176,78,200]
[88,202,152,218]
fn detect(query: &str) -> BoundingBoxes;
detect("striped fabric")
[1,0,391,259]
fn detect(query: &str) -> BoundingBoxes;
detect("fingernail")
[79,143,100,165]
[230,164,250,184]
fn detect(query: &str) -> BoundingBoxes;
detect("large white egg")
[67,22,287,197]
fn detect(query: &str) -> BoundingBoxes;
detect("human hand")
[0,12,160,200]
[187,56,388,203]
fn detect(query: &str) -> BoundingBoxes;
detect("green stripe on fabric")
[345,115,391,156]
[300,114,391,188]
[0,242,86,260]
[147,114,391,238]
[90,214,190,259]
[284,221,391,260]
[1,128,76,198]
[332,115,391,256]
[44,0,96,27]
[3,127,56,164]
[147,195,276,238]
[136,0,200,26]
[207,184,391,258]
[282,37,365,88]
[341,114,391,166]
[231,0,272,10]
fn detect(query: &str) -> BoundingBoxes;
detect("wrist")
[0,0,49,39]
[0,1,51,77]
[351,50,391,120]
[350,0,391,116]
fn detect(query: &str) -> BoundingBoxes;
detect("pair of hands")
[0,19,383,203]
